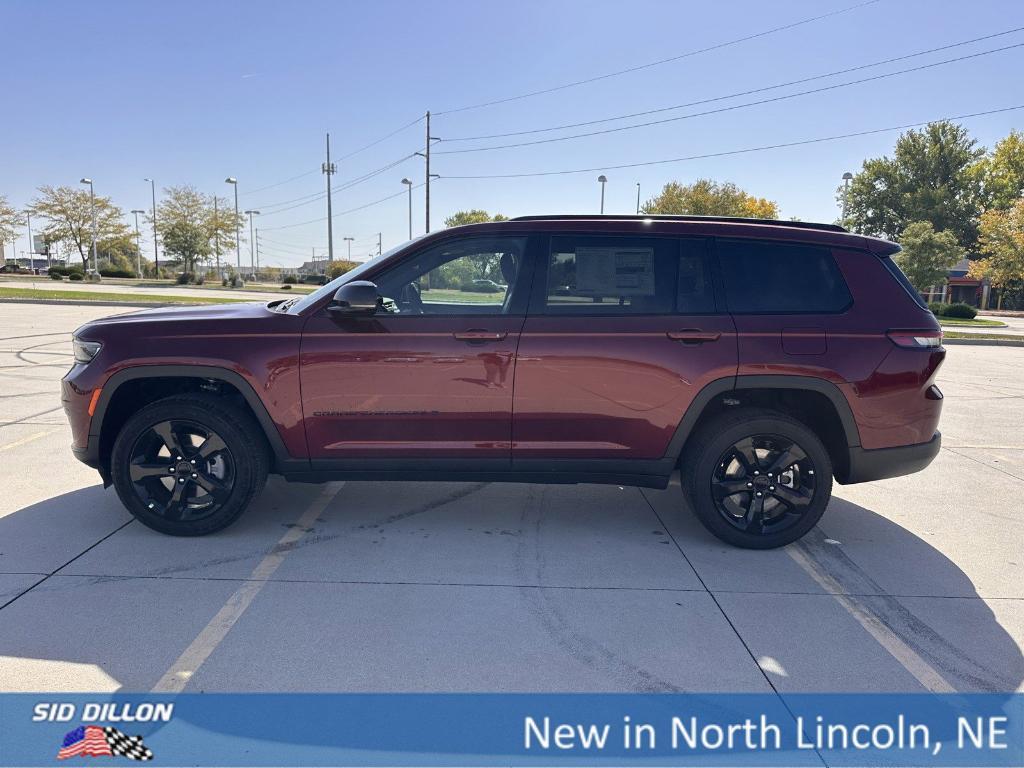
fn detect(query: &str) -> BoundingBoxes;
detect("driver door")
[299,235,534,464]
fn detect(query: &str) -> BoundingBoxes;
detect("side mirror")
[327,281,381,316]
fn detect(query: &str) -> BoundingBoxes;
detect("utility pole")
[416,111,440,233]
[144,178,159,275]
[131,209,145,276]
[635,183,641,215]
[244,209,260,279]
[323,132,336,262]
[343,236,354,261]
[25,212,33,268]
[255,227,261,274]
[225,177,240,272]
[213,197,220,278]
[377,232,382,257]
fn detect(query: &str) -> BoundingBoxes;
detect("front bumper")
[840,431,941,485]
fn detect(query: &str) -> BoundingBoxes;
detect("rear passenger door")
[512,233,737,465]
[716,238,857,381]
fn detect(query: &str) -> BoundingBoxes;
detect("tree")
[845,121,986,250]
[27,186,130,270]
[444,210,508,227]
[0,196,21,261]
[640,179,779,218]
[969,199,1024,307]
[326,259,360,279]
[979,130,1024,211]
[155,186,245,274]
[894,221,963,292]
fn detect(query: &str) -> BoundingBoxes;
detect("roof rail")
[510,214,847,233]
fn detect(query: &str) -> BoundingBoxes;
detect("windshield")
[285,237,425,314]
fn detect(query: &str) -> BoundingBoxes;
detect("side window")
[544,236,714,314]
[718,240,852,313]
[375,236,527,315]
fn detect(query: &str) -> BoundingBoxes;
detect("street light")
[143,178,159,275]
[635,182,641,215]
[343,236,354,261]
[79,178,98,273]
[244,210,260,279]
[225,177,240,274]
[598,175,608,214]
[841,171,854,223]
[130,209,145,277]
[401,178,413,240]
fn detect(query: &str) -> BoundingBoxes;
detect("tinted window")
[544,236,714,314]
[882,254,929,309]
[718,240,851,313]
[375,236,526,315]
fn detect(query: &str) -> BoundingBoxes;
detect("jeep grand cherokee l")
[62,215,944,548]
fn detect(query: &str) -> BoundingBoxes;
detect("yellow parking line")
[787,545,955,693]
[0,429,59,452]
[151,482,345,693]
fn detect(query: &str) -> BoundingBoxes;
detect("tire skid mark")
[513,487,682,692]
[793,528,1013,692]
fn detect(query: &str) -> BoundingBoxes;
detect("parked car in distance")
[63,215,944,548]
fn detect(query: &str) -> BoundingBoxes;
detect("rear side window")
[718,239,852,313]
[544,235,715,314]
[881,254,929,309]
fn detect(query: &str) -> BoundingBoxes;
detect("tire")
[110,393,269,536]
[681,407,832,549]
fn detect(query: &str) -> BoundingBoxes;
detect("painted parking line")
[151,482,345,693]
[786,545,955,693]
[0,429,60,452]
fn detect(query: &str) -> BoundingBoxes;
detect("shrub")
[99,268,136,279]
[229,274,244,288]
[282,274,297,284]
[280,284,292,290]
[194,274,205,285]
[49,272,64,280]
[303,274,327,285]
[175,272,192,285]
[943,302,977,319]
[68,272,84,281]
[927,302,948,316]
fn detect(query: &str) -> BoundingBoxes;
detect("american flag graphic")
[57,725,154,761]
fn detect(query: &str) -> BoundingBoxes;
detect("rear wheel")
[110,394,268,536]
[682,408,832,549]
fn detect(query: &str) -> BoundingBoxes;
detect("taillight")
[886,329,943,349]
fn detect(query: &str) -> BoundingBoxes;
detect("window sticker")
[574,247,655,296]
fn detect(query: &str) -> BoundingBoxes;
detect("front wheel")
[681,408,832,549]
[110,394,268,536]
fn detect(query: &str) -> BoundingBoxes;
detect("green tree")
[444,210,509,227]
[0,196,21,262]
[640,179,779,218]
[155,186,245,274]
[845,121,985,250]
[979,130,1024,211]
[969,199,1024,307]
[27,186,130,270]
[894,221,963,292]
[97,233,142,275]
[325,259,360,279]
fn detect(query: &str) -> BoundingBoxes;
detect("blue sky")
[3,0,1023,267]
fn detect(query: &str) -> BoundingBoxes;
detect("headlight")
[73,338,102,364]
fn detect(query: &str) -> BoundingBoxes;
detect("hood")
[75,301,275,336]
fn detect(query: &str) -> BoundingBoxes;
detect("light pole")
[131,209,145,276]
[25,212,34,268]
[143,178,159,275]
[841,171,854,223]
[244,209,260,279]
[401,178,413,240]
[225,177,240,274]
[213,196,221,278]
[79,178,98,273]
[635,183,641,215]
[598,175,608,214]
[343,236,354,261]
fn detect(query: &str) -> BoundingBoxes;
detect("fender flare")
[89,364,295,468]
[662,374,861,462]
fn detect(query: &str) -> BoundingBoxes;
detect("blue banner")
[1,694,1020,766]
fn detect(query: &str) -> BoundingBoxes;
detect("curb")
[943,337,1024,347]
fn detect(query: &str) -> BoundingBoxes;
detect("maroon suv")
[62,215,944,548]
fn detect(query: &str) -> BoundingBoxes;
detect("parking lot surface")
[0,303,1021,693]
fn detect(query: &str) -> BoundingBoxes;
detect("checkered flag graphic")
[103,727,154,761]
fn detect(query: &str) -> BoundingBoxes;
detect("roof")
[512,214,847,234]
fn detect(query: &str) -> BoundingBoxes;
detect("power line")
[262,181,429,231]
[438,104,1024,179]
[337,115,426,161]
[442,26,1024,143]
[434,42,1024,155]
[242,168,320,197]
[433,0,883,116]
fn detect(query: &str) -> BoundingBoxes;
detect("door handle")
[667,329,721,344]
[453,329,508,342]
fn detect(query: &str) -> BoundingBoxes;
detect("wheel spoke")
[743,494,765,531]
[129,461,171,482]
[712,478,751,498]
[193,472,230,502]
[732,438,761,473]
[771,484,813,509]
[196,433,227,460]
[152,421,186,458]
[164,480,188,520]
[767,444,807,475]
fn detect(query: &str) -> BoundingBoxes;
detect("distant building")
[922,259,990,308]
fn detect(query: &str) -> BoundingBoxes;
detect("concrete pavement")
[0,304,1020,693]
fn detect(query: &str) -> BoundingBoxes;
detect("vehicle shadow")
[0,482,1020,694]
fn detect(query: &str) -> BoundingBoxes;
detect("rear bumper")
[839,431,941,485]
